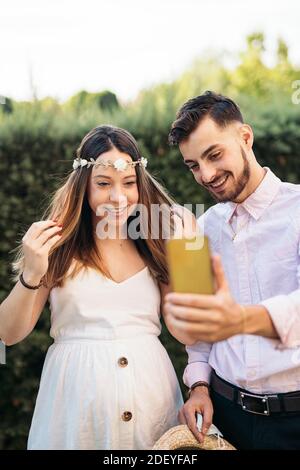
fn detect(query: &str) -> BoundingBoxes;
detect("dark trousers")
[211,387,300,450]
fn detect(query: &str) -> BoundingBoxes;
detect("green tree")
[64,89,120,113]
[228,32,271,98]
[0,96,13,114]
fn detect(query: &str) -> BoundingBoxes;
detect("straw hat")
[152,425,236,450]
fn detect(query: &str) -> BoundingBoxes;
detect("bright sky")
[1,0,299,103]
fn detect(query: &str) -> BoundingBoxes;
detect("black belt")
[211,370,300,416]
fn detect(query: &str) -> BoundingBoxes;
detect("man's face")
[179,117,251,203]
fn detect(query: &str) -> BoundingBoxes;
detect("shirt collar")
[225,167,282,223]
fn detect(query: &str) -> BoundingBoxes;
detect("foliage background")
[1,33,300,449]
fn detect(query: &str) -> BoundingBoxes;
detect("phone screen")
[166,236,214,295]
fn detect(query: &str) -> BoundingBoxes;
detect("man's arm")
[245,237,300,348]
[242,304,278,338]
[180,341,214,444]
[183,342,213,388]
[164,255,281,344]
[260,290,300,349]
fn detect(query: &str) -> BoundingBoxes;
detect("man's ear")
[239,124,254,150]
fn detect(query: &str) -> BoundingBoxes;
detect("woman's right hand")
[21,219,62,283]
[178,386,214,443]
[170,204,201,239]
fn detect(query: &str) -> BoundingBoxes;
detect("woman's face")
[87,147,139,233]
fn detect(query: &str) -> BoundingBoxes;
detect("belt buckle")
[239,391,270,415]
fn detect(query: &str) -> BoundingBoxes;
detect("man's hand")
[178,386,213,443]
[164,255,243,343]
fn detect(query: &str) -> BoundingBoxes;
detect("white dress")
[27,264,183,450]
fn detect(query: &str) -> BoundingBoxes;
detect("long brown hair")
[11,125,175,288]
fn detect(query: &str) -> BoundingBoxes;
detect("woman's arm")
[0,279,50,346]
[0,219,61,345]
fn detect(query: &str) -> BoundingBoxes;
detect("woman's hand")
[171,204,201,239]
[22,219,62,283]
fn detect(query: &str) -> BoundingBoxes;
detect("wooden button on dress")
[122,411,132,422]
[118,357,128,367]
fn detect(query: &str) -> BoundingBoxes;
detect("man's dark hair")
[168,91,244,146]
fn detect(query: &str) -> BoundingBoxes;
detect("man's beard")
[207,147,250,203]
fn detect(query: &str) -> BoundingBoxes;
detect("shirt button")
[236,205,245,216]
[122,411,132,422]
[247,370,257,379]
[118,357,128,367]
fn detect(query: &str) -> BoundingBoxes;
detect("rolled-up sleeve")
[260,290,300,349]
[260,239,300,349]
[183,342,213,388]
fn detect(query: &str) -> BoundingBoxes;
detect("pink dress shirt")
[184,167,300,394]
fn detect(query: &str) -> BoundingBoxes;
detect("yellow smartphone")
[166,235,214,295]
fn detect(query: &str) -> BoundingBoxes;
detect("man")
[165,91,300,450]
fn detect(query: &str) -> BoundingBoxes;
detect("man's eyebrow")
[184,144,221,164]
[201,144,220,158]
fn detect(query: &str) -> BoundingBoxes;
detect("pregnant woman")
[0,125,188,450]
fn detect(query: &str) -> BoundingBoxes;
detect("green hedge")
[0,95,300,449]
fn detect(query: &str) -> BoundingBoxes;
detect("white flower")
[114,158,128,172]
[140,157,148,168]
[88,158,96,168]
[73,158,88,169]
[73,159,80,170]
[72,156,148,172]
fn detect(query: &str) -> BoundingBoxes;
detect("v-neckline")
[108,266,148,285]
[89,265,148,285]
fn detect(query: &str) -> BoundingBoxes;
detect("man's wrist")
[237,304,278,338]
[188,380,210,397]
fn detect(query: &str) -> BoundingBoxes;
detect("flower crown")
[73,156,147,171]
